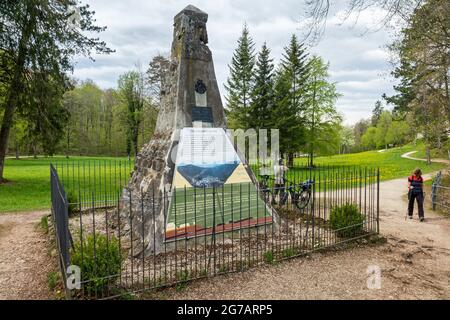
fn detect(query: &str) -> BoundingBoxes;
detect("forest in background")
[5,58,166,158]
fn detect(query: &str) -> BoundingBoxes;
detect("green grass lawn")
[310,145,446,181]
[0,144,447,213]
[0,156,132,213]
[252,145,446,189]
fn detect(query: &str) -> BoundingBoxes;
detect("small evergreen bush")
[281,248,297,258]
[39,215,49,233]
[47,271,59,290]
[66,190,79,215]
[263,250,274,264]
[71,233,123,297]
[330,203,365,238]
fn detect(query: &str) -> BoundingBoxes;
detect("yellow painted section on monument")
[172,171,193,188]
[173,163,252,188]
[172,163,252,188]
[225,164,252,184]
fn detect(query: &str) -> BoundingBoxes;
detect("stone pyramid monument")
[122,5,273,256]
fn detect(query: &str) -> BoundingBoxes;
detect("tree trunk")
[288,152,294,167]
[426,147,431,165]
[134,134,138,158]
[310,74,316,169]
[0,99,17,181]
[445,69,449,122]
[15,146,19,159]
[133,121,140,158]
[0,5,33,182]
[66,129,70,158]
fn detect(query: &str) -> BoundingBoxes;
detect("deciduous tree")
[303,56,341,165]
[0,0,112,182]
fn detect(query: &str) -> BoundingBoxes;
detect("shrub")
[71,233,123,297]
[47,271,59,290]
[330,203,365,238]
[263,250,274,264]
[175,270,190,292]
[198,269,208,277]
[281,248,297,258]
[66,190,79,215]
[218,264,229,274]
[176,269,190,281]
[39,215,49,234]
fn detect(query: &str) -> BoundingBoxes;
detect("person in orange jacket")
[407,168,425,222]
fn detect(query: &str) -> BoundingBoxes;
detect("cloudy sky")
[73,0,399,125]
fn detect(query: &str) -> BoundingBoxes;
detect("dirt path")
[402,151,450,165]
[155,169,450,300]
[0,210,53,300]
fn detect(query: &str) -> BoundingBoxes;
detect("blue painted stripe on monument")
[192,106,213,122]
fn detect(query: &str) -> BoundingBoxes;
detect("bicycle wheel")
[259,188,273,205]
[279,191,288,206]
[294,190,311,210]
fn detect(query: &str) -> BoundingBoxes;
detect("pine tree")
[272,35,309,165]
[249,43,275,130]
[371,100,384,127]
[225,24,255,129]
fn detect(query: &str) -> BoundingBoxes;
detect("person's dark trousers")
[273,183,286,205]
[408,191,424,218]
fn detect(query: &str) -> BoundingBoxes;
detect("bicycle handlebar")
[285,179,315,186]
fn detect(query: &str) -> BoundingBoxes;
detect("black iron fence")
[50,164,72,298]
[52,159,133,209]
[431,171,450,211]
[50,161,380,299]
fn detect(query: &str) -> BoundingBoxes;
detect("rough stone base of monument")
[119,131,174,255]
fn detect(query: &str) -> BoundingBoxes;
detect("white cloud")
[363,48,390,61]
[339,78,387,91]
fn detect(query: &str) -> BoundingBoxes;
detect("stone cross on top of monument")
[155,4,226,133]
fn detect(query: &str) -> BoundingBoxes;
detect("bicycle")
[258,175,314,210]
[279,179,314,210]
[258,174,273,202]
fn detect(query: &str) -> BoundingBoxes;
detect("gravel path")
[401,151,450,165]
[0,210,53,300]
